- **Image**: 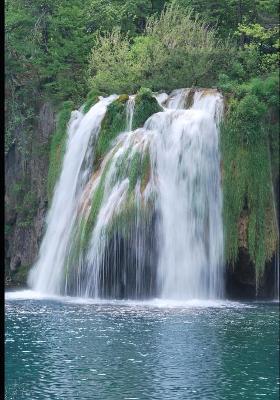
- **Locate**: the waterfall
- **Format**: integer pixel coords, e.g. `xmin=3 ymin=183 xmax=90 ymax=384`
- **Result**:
xmin=28 ymin=88 xmax=225 ymax=300
xmin=28 ymin=95 xmax=118 ymax=294
xmin=148 ymin=89 xmax=224 ymax=299
xmin=126 ymin=95 xmax=135 ymax=132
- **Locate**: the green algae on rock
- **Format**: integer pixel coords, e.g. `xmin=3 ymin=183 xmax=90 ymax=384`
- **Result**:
xmin=132 ymin=88 xmax=162 ymax=130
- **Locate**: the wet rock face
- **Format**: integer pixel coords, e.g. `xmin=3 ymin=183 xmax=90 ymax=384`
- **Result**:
xmin=98 ymin=214 xmax=159 ymax=300
xmin=225 ymin=248 xmax=256 ymax=300
xmin=225 ymin=247 xmax=277 ymax=300
xmin=5 ymin=102 xmax=55 ymax=287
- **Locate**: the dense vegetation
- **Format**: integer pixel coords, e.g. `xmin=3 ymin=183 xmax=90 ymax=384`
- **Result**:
xmin=221 ymin=74 xmax=279 ymax=283
xmin=5 ymin=0 xmax=279 ymax=285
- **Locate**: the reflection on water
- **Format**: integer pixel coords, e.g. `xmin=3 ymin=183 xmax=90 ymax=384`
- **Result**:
xmin=5 ymin=295 xmax=279 ymax=400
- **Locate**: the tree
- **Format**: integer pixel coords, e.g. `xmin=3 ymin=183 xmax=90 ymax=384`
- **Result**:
xmin=87 ymin=4 xmax=233 ymax=94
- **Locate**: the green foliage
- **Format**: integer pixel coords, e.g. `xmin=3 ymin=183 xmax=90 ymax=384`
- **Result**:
xmin=6 ymin=0 xmax=278 ymax=159
xmin=175 ymin=0 xmax=278 ymax=38
xmin=83 ymin=89 xmax=100 ymax=114
xmin=47 ymin=101 xmax=73 ymax=202
xmin=87 ymin=0 xmax=165 ymax=36
xmin=132 ymin=88 xmax=162 ymax=129
xmin=88 ymin=4 xmax=233 ymax=94
xmin=88 ymin=28 xmax=138 ymax=94
xmin=94 ymin=96 xmax=128 ymax=167
xmin=221 ymin=73 xmax=279 ymax=282
xmin=236 ymin=23 xmax=279 ymax=73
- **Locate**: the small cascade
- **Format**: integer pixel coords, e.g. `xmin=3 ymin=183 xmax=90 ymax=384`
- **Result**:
xmin=126 ymin=95 xmax=135 ymax=131
xmin=164 ymin=88 xmax=189 ymax=109
xmin=29 ymin=88 xmax=225 ymax=300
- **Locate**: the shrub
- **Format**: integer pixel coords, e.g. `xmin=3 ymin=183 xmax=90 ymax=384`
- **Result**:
xmin=87 ymin=4 xmax=233 ymax=94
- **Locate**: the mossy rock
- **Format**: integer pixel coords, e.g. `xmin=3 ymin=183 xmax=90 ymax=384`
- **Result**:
xmin=94 ymin=95 xmax=128 ymax=168
xmin=118 ymin=94 xmax=129 ymax=103
xmin=83 ymin=89 xmax=100 ymax=113
xmin=94 ymin=89 xmax=159 ymax=169
xmin=140 ymin=151 xmax=151 ymax=192
xmin=128 ymin=152 xmax=142 ymax=193
xmin=81 ymin=158 xmax=113 ymax=251
xmin=132 ymin=87 xmax=162 ymax=130
xmin=63 ymin=216 xmax=88 ymax=282
xmin=221 ymin=87 xmax=278 ymax=284
xmin=79 ymin=148 xmax=153 ymax=252
xmin=106 ymin=191 xmax=155 ymax=241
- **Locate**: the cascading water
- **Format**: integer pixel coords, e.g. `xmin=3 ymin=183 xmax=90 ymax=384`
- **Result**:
xmin=149 ymin=89 xmax=224 ymax=299
xmin=126 ymin=95 xmax=135 ymax=132
xmin=28 ymin=95 xmax=118 ymax=294
xmin=28 ymin=88 xmax=225 ymax=300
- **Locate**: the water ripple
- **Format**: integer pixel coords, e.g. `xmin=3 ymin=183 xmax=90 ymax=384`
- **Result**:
xmin=5 ymin=295 xmax=279 ymax=400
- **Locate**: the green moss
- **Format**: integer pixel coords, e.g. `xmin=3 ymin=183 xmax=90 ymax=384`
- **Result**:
xmin=83 ymin=89 xmax=100 ymax=114
xmin=94 ymin=95 xmax=128 ymax=168
xmin=132 ymin=87 xmax=162 ymax=130
xmin=94 ymin=90 xmax=159 ymax=172
xmin=128 ymin=152 xmax=141 ymax=193
xmin=118 ymin=94 xmax=129 ymax=103
xmin=106 ymin=150 xmax=153 ymax=239
xmin=112 ymin=148 xmax=131 ymax=184
xmin=64 ymin=217 xmax=87 ymax=280
xmin=140 ymin=151 xmax=151 ymax=192
xmin=82 ymin=159 xmax=113 ymax=250
xmin=47 ymin=101 xmax=74 ymax=202
xmin=107 ymin=192 xmax=137 ymax=236
xmin=221 ymin=78 xmax=279 ymax=283
xmin=106 ymin=188 xmax=155 ymax=242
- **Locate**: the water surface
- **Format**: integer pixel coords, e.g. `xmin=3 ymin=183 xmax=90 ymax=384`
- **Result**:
xmin=5 ymin=292 xmax=279 ymax=400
